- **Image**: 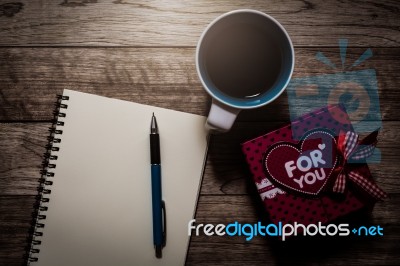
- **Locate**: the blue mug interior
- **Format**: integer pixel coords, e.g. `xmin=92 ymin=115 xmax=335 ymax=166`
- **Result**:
xmin=198 ymin=11 xmax=294 ymax=109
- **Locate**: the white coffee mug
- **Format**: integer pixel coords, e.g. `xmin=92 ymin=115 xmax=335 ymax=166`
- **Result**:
xmin=196 ymin=9 xmax=294 ymax=132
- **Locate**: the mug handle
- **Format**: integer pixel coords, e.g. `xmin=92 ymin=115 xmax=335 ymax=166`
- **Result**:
xmin=206 ymin=100 xmax=241 ymax=132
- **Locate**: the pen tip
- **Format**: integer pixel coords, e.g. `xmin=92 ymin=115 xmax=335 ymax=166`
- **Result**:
xmin=150 ymin=113 xmax=158 ymax=133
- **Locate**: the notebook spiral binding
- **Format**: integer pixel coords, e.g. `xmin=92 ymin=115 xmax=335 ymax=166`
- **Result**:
xmin=26 ymin=94 xmax=69 ymax=265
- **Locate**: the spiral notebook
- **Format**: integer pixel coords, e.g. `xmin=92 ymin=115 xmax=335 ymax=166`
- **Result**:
xmin=27 ymin=89 xmax=209 ymax=265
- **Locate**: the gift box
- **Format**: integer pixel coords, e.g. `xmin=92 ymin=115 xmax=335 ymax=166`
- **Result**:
xmin=242 ymin=105 xmax=386 ymax=231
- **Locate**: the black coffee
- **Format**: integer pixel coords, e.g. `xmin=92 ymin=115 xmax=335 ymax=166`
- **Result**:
xmin=204 ymin=23 xmax=282 ymax=99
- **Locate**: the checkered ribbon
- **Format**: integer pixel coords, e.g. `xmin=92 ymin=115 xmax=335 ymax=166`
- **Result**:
xmin=332 ymin=131 xmax=387 ymax=201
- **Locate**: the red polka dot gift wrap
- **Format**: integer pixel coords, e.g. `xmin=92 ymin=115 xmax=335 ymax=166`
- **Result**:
xmin=241 ymin=104 xmax=386 ymax=236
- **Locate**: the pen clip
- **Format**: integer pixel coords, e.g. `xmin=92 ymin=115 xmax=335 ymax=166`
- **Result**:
xmin=161 ymin=200 xmax=166 ymax=247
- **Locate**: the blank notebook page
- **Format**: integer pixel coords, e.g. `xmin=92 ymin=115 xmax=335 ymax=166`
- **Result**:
xmin=34 ymin=89 xmax=208 ymax=266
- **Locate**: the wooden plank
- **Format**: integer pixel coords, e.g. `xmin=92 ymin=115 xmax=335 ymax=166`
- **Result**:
xmin=0 ymin=123 xmax=47 ymax=195
xmin=1 ymin=122 xmax=398 ymax=196
xmin=0 ymin=47 xmax=399 ymax=121
xmin=0 ymin=48 xmax=209 ymax=120
xmin=0 ymin=196 xmax=34 ymax=266
xmin=0 ymin=194 xmax=398 ymax=265
xmin=0 ymin=0 xmax=399 ymax=47
xmin=187 ymin=231 xmax=400 ymax=266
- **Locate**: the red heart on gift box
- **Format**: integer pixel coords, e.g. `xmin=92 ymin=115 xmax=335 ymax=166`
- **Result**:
xmin=264 ymin=130 xmax=338 ymax=196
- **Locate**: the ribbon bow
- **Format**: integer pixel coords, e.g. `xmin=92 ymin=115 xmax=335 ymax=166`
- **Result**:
xmin=332 ymin=130 xmax=387 ymax=201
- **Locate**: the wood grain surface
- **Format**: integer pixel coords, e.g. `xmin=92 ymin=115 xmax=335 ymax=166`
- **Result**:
xmin=0 ymin=48 xmax=399 ymax=121
xmin=0 ymin=0 xmax=399 ymax=46
xmin=0 ymin=1 xmax=399 ymax=265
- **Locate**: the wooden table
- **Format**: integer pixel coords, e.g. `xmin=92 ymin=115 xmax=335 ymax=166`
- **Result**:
xmin=1 ymin=1 xmax=399 ymax=265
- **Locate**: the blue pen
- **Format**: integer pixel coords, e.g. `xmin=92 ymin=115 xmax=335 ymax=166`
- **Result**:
xmin=150 ymin=113 xmax=166 ymax=258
